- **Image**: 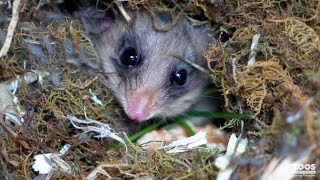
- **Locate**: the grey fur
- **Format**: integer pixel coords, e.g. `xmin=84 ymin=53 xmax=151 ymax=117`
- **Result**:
xmin=95 ymin=11 xmax=216 ymax=121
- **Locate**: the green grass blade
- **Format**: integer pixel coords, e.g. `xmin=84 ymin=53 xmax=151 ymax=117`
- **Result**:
xmin=184 ymin=111 xmax=252 ymax=119
xmin=108 ymin=120 xmax=163 ymax=153
xmin=108 ymin=111 xmax=251 ymax=152
xmin=177 ymin=118 xmax=196 ymax=135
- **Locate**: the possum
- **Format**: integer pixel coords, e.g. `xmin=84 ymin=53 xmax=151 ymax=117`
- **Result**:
xmin=76 ymin=5 xmax=219 ymax=123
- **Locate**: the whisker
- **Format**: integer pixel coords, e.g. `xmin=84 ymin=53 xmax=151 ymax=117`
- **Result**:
xmin=198 ymin=95 xmax=221 ymax=100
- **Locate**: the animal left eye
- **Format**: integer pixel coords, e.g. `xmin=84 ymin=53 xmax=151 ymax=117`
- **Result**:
xmin=120 ymin=47 xmax=139 ymax=67
xmin=172 ymin=69 xmax=187 ymax=86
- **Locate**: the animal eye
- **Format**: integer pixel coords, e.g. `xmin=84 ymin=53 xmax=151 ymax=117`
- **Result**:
xmin=172 ymin=69 xmax=187 ymax=86
xmin=120 ymin=47 xmax=139 ymax=67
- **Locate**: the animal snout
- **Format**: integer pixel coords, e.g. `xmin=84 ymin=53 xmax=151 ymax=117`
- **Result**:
xmin=125 ymin=92 xmax=153 ymax=122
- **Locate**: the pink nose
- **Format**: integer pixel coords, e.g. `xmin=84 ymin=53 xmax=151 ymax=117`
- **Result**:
xmin=126 ymin=96 xmax=151 ymax=123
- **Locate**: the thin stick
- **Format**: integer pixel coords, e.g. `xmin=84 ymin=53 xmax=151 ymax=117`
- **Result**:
xmin=0 ymin=113 xmax=30 ymax=149
xmin=171 ymin=53 xmax=217 ymax=81
xmin=0 ymin=0 xmax=21 ymax=58
xmin=115 ymin=1 xmax=132 ymax=23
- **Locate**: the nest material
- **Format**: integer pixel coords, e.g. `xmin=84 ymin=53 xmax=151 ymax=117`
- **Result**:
xmin=0 ymin=0 xmax=319 ymax=179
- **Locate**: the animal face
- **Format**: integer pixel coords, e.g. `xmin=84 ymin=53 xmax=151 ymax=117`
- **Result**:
xmin=96 ymin=12 xmax=210 ymax=122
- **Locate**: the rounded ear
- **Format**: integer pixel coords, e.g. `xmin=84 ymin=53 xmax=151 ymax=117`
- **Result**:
xmin=191 ymin=25 xmax=217 ymax=56
xmin=74 ymin=6 xmax=117 ymax=35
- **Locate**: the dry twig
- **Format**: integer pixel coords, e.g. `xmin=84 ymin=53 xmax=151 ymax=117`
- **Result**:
xmin=0 ymin=113 xmax=30 ymax=149
xmin=0 ymin=0 xmax=21 ymax=58
xmin=115 ymin=1 xmax=132 ymax=23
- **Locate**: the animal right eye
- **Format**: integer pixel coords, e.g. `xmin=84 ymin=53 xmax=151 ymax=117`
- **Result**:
xmin=120 ymin=47 xmax=140 ymax=67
